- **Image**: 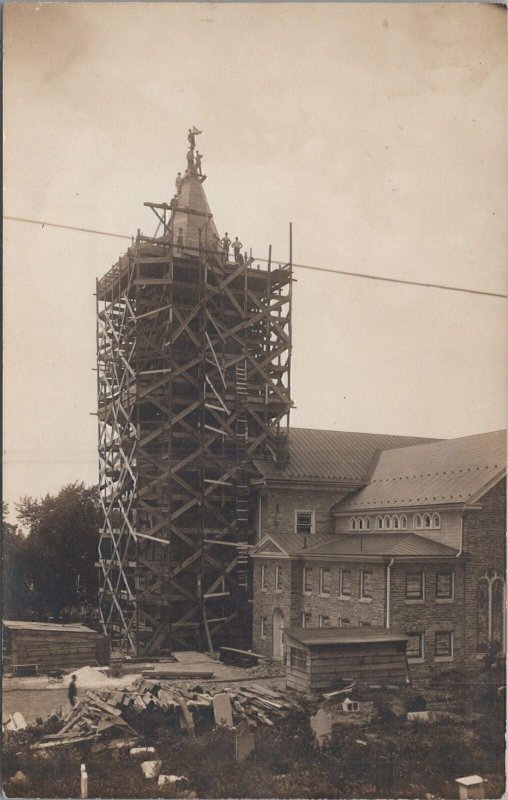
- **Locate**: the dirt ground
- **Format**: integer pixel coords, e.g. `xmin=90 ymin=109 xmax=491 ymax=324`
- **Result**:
xmin=3 ymin=653 xmax=285 ymax=724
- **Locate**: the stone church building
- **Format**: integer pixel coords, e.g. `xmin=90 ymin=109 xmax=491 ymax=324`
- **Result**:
xmin=250 ymin=428 xmax=506 ymax=677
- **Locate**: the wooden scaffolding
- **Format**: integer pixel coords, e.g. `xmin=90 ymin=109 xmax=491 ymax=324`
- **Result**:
xmin=96 ymin=150 xmax=292 ymax=653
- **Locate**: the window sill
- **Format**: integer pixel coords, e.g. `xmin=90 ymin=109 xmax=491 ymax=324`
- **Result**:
xmin=303 ymin=590 xmax=312 ymax=596
xmin=407 ymin=657 xmax=425 ymax=664
xmin=275 ymin=589 xmax=282 ymax=594
xmin=405 ymin=599 xmax=424 ymax=604
xmin=435 ymin=598 xmax=454 ymax=604
xmin=435 ymin=656 xmax=454 ymax=663
xmin=338 ymin=595 xmax=351 ymax=601
xmin=261 ymin=588 xmax=267 ymax=592
xmin=319 ymin=592 xmax=330 ymax=598
xmin=359 ymin=597 xmax=372 ymax=603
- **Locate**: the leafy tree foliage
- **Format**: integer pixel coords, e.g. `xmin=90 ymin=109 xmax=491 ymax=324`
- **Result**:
xmin=5 ymin=483 xmax=99 ymax=621
xmin=2 ymin=503 xmax=31 ymax=617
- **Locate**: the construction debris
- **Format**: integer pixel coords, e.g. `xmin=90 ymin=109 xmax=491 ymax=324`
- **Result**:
xmin=29 ymin=677 xmax=301 ymax=749
xmin=141 ymin=760 xmax=161 ymax=779
xmin=158 ymin=775 xmax=189 ymax=786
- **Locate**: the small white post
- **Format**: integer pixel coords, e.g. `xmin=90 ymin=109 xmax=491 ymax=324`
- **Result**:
xmin=80 ymin=763 xmax=88 ymax=799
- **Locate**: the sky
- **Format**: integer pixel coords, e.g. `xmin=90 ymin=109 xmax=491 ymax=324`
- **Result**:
xmin=3 ymin=2 xmax=507 ymax=517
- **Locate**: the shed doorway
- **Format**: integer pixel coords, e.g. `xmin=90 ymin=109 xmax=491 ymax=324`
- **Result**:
xmin=272 ymin=608 xmax=284 ymax=660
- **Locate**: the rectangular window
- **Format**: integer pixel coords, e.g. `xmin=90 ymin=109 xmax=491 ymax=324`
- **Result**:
xmin=275 ymin=565 xmax=282 ymax=592
xmin=319 ymin=614 xmax=330 ymax=628
xmin=435 ymin=631 xmax=453 ymax=659
xmin=261 ymin=564 xmax=267 ymax=590
xmin=406 ymin=572 xmax=425 ymax=600
xmin=436 ymin=571 xmax=454 ymax=600
xmin=260 ymin=617 xmax=267 ymax=639
xmin=303 ymin=567 xmax=313 ymax=593
xmin=290 ymin=647 xmax=307 ymax=670
xmin=338 ymin=618 xmax=350 ymax=627
xmin=296 ymin=511 xmax=314 ymax=535
xmin=360 ymin=570 xmax=373 ymax=599
xmin=340 ymin=569 xmax=351 ymax=597
xmin=320 ymin=568 xmax=331 ymax=595
xmin=406 ymin=633 xmax=424 ymax=661
xmin=301 ymin=612 xmax=311 ymax=628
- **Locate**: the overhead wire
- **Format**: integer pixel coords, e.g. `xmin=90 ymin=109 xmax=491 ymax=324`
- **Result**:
xmin=4 ymin=214 xmax=506 ymax=299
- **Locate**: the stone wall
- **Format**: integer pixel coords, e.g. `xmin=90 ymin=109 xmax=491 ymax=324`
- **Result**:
xmin=462 ymin=480 xmax=506 ymax=669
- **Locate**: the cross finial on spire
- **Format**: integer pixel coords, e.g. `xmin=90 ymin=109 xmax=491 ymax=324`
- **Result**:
xmin=188 ymin=126 xmax=202 ymax=151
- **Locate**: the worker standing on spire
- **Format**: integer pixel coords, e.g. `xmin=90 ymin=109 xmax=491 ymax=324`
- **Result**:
xmin=221 ymin=233 xmax=231 ymax=261
xmin=176 ymin=227 xmax=184 ymax=253
xmin=232 ymin=237 xmax=244 ymax=264
xmin=175 ymin=172 xmax=183 ymax=194
xmin=195 ymin=151 xmax=203 ymax=176
xmin=186 ymin=148 xmax=194 ymax=173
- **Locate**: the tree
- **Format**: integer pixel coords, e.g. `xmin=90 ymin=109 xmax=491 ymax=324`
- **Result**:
xmin=2 ymin=503 xmax=31 ymax=618
xmin=14 ymin=482 xmax=99 ymax=620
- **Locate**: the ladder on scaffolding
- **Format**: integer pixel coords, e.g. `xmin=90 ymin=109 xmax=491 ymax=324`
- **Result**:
xmin=235 ymin=361 xmax=250 ymax=588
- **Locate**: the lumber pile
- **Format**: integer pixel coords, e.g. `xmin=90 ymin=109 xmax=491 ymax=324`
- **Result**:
xmin=32 ymin=679 xmax=300 ymax=748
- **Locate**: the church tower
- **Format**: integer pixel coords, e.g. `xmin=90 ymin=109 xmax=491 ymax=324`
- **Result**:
xmin=96 ymin=130 xmax=292 ymax=653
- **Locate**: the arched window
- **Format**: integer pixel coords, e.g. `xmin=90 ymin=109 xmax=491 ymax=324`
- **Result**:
xmin=413 ymin=514 xmax=422 ymax=529
xmin=392 ymin=515 xmax=399 ymax=529
xmin=423 ymin=513 xmax=432 ymax=529
xmin=432 ymin=513 xmax=441 ymax=529
xmin=477 ymin=571 xmax=506 ymax=654
xmin=350 ymin=517 xmax=356 ymax=531
xmin=357 ymin=517 xmax=364 ymax=530
xmin=376 ymin=516 xmax=383 ymax=530
xmin=400 ymin=515 xmax=407 ymax=530
xmin=383 ymin=516 xmax=391 ymax=530
xmin=364 ymin=517 xmax=371 ymax=531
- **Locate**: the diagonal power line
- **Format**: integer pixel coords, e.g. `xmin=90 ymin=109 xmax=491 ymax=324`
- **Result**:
xmin=4 ymin=215 xmax=506 ymax=299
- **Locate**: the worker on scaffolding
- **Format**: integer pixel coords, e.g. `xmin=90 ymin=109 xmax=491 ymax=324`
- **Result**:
xmin=175 ymin=172 xmax=183 ymax=194
xmin=176 ymin=227 xmax=184 ymax=253
xmin=221 ymin=233 xmax=231 ymax=261
xmin=232 ymin=237 xmax=244 ymax=264
xmin=169 ymin=194 xmax=179 ymax=211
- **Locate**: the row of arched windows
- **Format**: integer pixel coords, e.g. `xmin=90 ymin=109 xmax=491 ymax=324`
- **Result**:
xmin=350 ymin=512 xmax=441 ymax=531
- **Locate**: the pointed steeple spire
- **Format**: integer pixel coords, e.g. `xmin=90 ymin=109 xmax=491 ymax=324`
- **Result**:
xmin=172 ymin=129 xmax=219 ymax=256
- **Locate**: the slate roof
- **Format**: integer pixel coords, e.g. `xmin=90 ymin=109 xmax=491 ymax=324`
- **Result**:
xmin=284 ymin=626 xmax=408 ymax=646
xmin=337 ymin=430 xmax=506 ymax=511
xmin=251 ymin=531 xmax=458 ymax=559
xmin=255 ymin=428 xmax=438 ymax=484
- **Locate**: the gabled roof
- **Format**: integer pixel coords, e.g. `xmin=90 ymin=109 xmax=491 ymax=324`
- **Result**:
xmin=251 ymin=531 xmax=458 ymax=559
xmin=250 ymin=532 xmax=336 ymax=557
xmin=337 ymin=430 xmax=506 ymax=511
xmin=255 ymin=428 xmax=438 ymax=484
xmin=303 ymin=532 xmax=458 ymax=558
xmin=284 ymin=626 xmax=408 ymax=646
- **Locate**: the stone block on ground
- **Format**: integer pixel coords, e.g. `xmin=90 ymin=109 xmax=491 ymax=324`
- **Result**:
xmin=141 ymin=760 xmax=162 ymax=779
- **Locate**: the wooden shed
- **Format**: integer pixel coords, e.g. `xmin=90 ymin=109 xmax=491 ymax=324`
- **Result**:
xmin=284 ymin=626 xmax=409 ymax=693
xmin=3 ymin=621 xmax=110 ymax=674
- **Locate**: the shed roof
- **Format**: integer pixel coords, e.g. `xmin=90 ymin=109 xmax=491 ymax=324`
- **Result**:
xmin=337 ymin=429 xmax=506 ymax=511
xmin=284 ymin=626 xmax=408 ymax=646
xmin=255 ymin=428 xmax=438 ymax=484
xmin=3 ymin=621 xmax=97 ymax=634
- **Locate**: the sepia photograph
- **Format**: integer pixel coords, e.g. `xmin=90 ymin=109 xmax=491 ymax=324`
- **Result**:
xmin=2 ymin=2 xmax=507 ymax=798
